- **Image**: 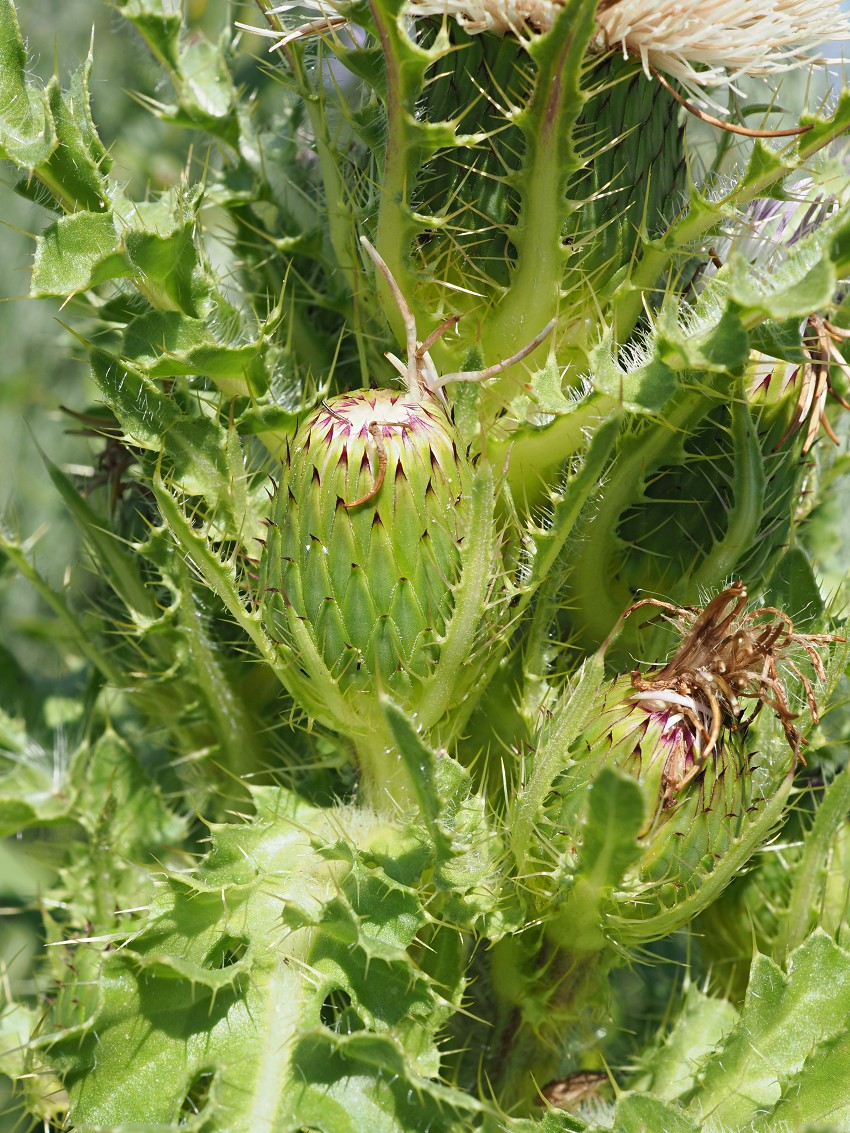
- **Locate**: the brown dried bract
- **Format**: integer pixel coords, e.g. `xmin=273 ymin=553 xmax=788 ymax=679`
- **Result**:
xmin=774 ymin=315 xmax=850 ymax=454
xmin=617 ymin=582 xmax=839 ymax=789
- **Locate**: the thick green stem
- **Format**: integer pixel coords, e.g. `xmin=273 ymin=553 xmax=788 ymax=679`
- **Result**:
xmin=371 ymin=0 xmax=427 ymax=335
xmin=484 ymin=0 xmax=596 ymax=379
xmin=352 ymin=717 xmax=419 ymax=811
xmin=286 ymin=46 xmax=359 ymax=294
xmin=568 ymin=382 xmax=722 ymax=649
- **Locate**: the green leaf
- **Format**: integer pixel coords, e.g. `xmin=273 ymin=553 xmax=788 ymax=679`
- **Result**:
xmin=635 ymin=985 xmax=738 ymax=1103
xmin=89 ymin=349 xmax=247 ymax=518
xmin=41 ymin=57 xmax=110 ymax=212
xmin=0 ymin=1003 xmax=66 ymax=1126
xmin=749 ymin=1030 xmax=850 ymax=1132
xmin=49 ymin=789 xmax=484 ymax=1131
xmin=750 ymin=317 xmax=810 ymax=363
xmin=509 ymin=650 xmax=607 ymax=875
xmin=0 ymin=651 xmax=78 ymax=836
xmin=88 ymin=347 xmax=179 ymax=448
xmin=381 ymin=700 xmax=504 ymax=929
xmin=31 ymin=184 xmax=213 ymax=312
xmin=112 ymin=0 xmax=182 ymax=72
xmin=118 ymin=188 xmax=208 ymax=315
xmin=383 ymin=700 xmax=452 ymax=845
xmin=122 ymin=310 xmax=265 ymax=394
xmin=688 ymin=932 xmax=850 ymax=1128
xmin=502 ymin=1112 xmax=587 ymax=1132
xmin=765 ymin=547 xmax=824 ymax=630
xmin=172 ymin=37 xmax=236 ymax=125
xmin=775 ymin=763 xmax=850 ymax=962
xmin=614 ymin=1094 xmax=699 ymax=1133
xmin=729 ymin=252 xmax=837 ymax=322
xmin=76 ymin=730 xmax=185 ymax=858
xmin=735 ymin=139 xmax=792 ymax=198
xmin=45 ymin=458 xmax=158 ymax=624
xmin=591 ymin=341 xmax=678 ymax=414
xmin=577 ymin=769 xmax=645 ymax=885
xmin=31 ymin=211 xmax=126 ymax=297
xmin=114 ymin=1 xmax=239 ymax=143
xmin=0 ymin=8 xmax=110 ymax=213
xmin=0 ymin=0 xmax=56 ymax=169
xmin=690 ymin=307 xmax=750 ymax=372
xmin=547 ymin=769 xmax=644 ymax=952
xmin=0 ymin=757 xmax=71 ymax=838
xmin=800 ymin=90 xmax=850 ymax=160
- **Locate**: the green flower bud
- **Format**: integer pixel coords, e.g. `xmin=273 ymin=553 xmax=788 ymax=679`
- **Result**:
xmin=261 ymin=388 xmax=472 ymax=727
xmin=258 ymin=241 xmax=552 ymax=776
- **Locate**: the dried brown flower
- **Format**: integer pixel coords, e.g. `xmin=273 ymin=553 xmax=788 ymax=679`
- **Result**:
xmin=620 ymin=582 xmax=839 ymax=799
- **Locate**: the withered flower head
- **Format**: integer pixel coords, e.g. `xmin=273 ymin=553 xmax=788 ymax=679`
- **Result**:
xmin=626 ymin=582 xmax=838 ymax=804
xmin=560 ymin=585 xmax=842 ymax=941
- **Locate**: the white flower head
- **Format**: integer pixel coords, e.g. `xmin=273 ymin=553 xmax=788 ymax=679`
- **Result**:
xmin=592 ymin=0 xmax=849 ymax=89
xmin=404 ymin=0 xmax=848 ymax=90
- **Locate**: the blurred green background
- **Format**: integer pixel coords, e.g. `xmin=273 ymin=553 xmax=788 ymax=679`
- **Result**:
xmin=1 ymin=0 xmax=229 ymax=593
xmin=0 ymin=5 xmax=246 ymax=1127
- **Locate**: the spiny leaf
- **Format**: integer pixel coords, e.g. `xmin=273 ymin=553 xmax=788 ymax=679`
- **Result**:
xmin=45 ymin=458 xmax=157 ymax=623
xmin=510 ymin=649 xmax=607 ymax=875
xmin=32 ymin=187 xmax=213 ymax=315
xmin=42 ymin=58 xmax=111 ymax=212
xmin=122 ymin=311 xmax=267 ymax=394
xmin=633 ymin=985 xmax=738 ymax=1103
xmin=88 ymin=349 xmax=242 ymax=514
xmin=687 ymin=932 xmax=850 ymax=1128
xmin=547 ymin=768 xmax=645 ymax=953
xmin=0 ymin=6 xmax=110 ymax=212
xmin=31 ymin=211 xmax=127 ymax=295
xmin=0 ymin=0 xmax=56 ymax=169
xmin=111 ymin=0 xmax=182 ymax=72
xmin=47 ymin=788 xmax=484 ymax=1131
xmin=614 ymin=1094 xmax=699 ymax=1133
xmin=608 ymin=94 xmax=850 ymax=339
xmin=75 ymin=730 xmax=185 ymax=858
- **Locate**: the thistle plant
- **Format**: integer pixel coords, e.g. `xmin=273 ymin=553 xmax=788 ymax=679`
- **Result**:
xmin=4 ymin=0 xmax=850 ymax=1130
